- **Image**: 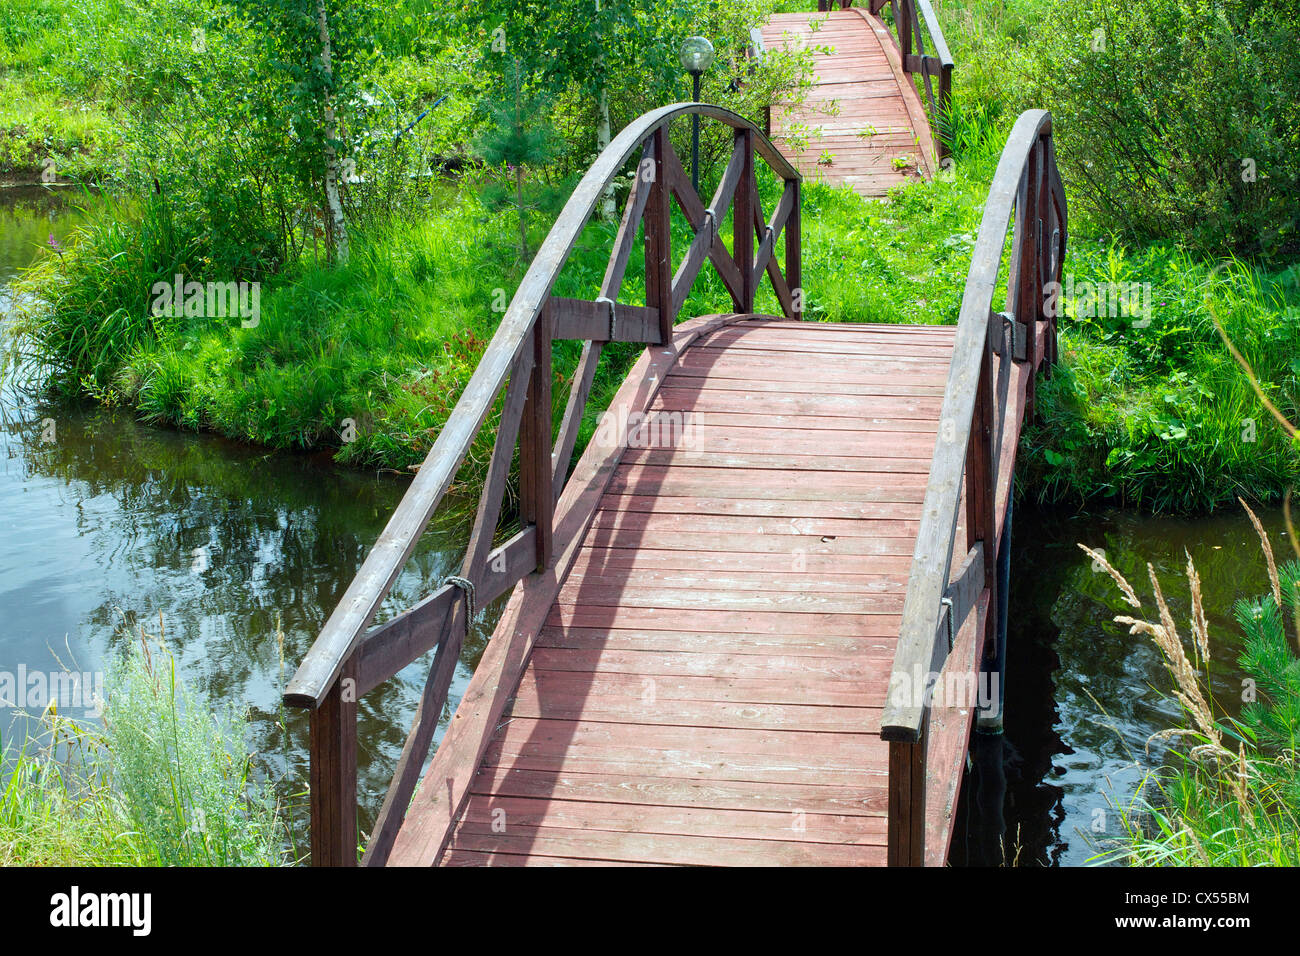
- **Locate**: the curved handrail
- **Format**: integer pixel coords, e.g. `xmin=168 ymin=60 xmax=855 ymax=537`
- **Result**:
xmin=880 ymin=109 xmax=1066 ymax=864
xmin=285 ymin=103 xmax=796 ymax=709
xmin=283 ymin=102 xmax=803 ymax=865
xmin=863 ymin=0 xmax=954 ymax=153
xmin=883 ymin=108 xmax=1064 ymax=739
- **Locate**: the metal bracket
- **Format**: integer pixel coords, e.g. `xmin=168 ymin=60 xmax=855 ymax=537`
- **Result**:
xmin=701 ymin=209 xmax=716 ymax=245
xmin=596 ymin=295 xmax=617 ymax=341
xmin=992 ymin=311 xmax=1027 ymax=362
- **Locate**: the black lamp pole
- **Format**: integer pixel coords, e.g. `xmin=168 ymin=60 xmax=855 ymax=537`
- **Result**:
xmin=679 ymin=37 xmax=714 ymax=195
xmin=690 ymin=71 xmax=702 ymax=193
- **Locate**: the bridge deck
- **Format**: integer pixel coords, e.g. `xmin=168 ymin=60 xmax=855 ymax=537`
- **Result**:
xmin=390 ymin=316 xmax=979 ymax=867
xmin=761 ymin=9 xmax=937 ymax=196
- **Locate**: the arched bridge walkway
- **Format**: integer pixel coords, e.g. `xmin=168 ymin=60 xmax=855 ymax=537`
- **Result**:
xmin=286 ymin=90 xmax=1066 ymax=866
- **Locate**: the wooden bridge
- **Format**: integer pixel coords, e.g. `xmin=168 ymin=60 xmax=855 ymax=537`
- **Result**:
xmin=285 ymin=8 xmax=1067 ymax=867
xmin=760 ymin=0 xmax=952 ymax=195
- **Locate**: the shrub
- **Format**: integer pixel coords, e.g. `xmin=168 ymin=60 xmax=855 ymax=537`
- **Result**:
xmin=103 ymin=632 xmax=286 ymax=866
xmin=1020 ymin=0 xmax=1300 ymax=261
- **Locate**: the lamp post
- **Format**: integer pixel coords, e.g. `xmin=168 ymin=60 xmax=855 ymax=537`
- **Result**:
xmin=678 ymin=36 xmax=714 ymax=193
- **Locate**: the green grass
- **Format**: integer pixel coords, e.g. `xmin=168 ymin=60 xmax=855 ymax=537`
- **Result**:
xmin=0 ymin=0 xmax=142 ymax=178
xmin=0 ymin=627 xmax=287 ymax=866
xmin=5 ymin=0 xmax=1298 ymax=513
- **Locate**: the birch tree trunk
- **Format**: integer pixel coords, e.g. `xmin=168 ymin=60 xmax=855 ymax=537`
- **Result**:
xmin=596 ymin=71 xmax=615 ymax=221
xmin=316 ymin=0 xmax=349 ymax=265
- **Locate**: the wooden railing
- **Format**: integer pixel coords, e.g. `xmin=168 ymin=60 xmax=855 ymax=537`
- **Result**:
xmin=283 ymin=103 xmax=802 ymax=866
xmin=820 ymin=0 xmax=954 ymax=157
xmin=880 ymin=109 xmax=1067 ymax=866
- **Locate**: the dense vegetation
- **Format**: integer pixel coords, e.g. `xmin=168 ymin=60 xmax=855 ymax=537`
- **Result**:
xmin=3 ymin=0 xmax=1296 ymax=510
xmin=1 ymin=0 xmax=1298 ymax=870
xmin=2 ymin=0 xmax=1297 ymax=511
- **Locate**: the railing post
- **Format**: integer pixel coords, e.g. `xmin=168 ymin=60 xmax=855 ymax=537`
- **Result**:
xmin=887 ymin=727 xmax=927 ymax=865
xmin=309 ymin=652 xmax=358 ymax=866
xmin=966 ymin=331 xmax=998 ymax=667
xmin=646 ymin=126 xmax=674 ymax=345
xmin=1010 ymin=144 xmax=1042 ymax=409
xmin=786 ymin=179 xmax=802 ymax=317
xmin=900 ymin=0 xmax=914 ymax=61
xmin=735 ymin=129 xmax=756 ymax=314
xmin=520 ymin=302 xmax=554 ymax=571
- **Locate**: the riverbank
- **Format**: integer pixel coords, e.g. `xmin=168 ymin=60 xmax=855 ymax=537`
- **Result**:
xmin=4 ymin=2 xmax=1295 ymax=512
xmin=8 ymin=141 xmax=1297 ymax=512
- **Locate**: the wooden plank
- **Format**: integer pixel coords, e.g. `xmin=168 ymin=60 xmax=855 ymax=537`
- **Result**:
xmin=455 ymin=795 xmax=886 ymax=844
xmin=618 ymin=447 xmax=934 ymax=474
xmin=309 ymin=654 xmax=358 ymax=866
xmin=387 ymin=313 xmax=742 ymax=867
xmin=507 ymin=685 xmax=884 ymax=732
xmin=606 ymin=464 xmax=929 ymax=503
xmin=474 ymin=766 xmax=888 ymax=816
xmin=786 ymin=181 xmax=802 ymax=313
xmin=550 ymin=296 xmax=659 ymax=343
xmin=483 ymin=718 xmax=889 ymax=773
xmin=514 ymin=667 xmax=889 ymax=707
xmin=553 ymin=583 xmax=903 ymax=616
xmin=534 ymin=624 xmax=902 ymax=657
xmin=520 ymin=301 xmax=554 ymax=571
xmin=570 ymin=544 xmax=914 ymax=576
xmin=544 ymin=605 xmax=903 ymax=638
xmin=440 ymin=849 xmax=660 ymax=867
xmin=579 ymin=525 xmax=924 ymax=555
xmin=646 ymin=126 xmax=674 ymax=344
xmin=585 ymin=507 xmax=921 ymax=539
xmin=446 ymin=821 xmax=885 ymax=866
xmin=735 ymin=128 xmax=756 ymax=312
xmin=924 ymin=591 xmax=988 ymax=866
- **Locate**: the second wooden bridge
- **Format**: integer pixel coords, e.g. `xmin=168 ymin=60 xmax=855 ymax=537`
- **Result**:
xmin=285 ymin=22 xmax=1067 ymax=867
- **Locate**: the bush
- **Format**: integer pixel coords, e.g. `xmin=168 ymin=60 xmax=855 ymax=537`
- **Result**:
xmin=1022 ymin=247 xmax=1300 ymax=511
xmin=1021 ymin=0 xmax=1300 ymax=261
xmin=103 ymin=633 xmax=286 ymax=866
xmin=1 ymin=630 xmax=286 ymax=866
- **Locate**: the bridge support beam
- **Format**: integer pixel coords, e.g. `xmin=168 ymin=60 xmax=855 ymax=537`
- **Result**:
xmin=977 ymin=481 xmax=1011 ymax=733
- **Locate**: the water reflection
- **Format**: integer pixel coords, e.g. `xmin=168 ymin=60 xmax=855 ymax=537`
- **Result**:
xmin=0 ymin=187 xmax=501 ymax=852
xmin=954 ymin=505 xmax=1278 ymax=866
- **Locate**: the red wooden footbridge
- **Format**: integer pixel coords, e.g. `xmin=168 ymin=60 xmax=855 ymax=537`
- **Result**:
xmin=285 ymin=1 xmax=1067 ymax=867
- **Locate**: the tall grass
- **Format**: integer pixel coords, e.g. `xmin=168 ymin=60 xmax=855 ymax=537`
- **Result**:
xmin=0 ymin=622 xmax=287 ymax=866
xmin=1082 ymin=502 xmax=1300 ymax=865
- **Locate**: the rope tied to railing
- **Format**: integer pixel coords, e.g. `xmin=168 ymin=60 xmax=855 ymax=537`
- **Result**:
xmin=596 ymin=295 xmax=617 ymax=341
xmin=442 ymin=574 xmax=476 ymax=622
xmin=942 ymin=595 xmax=954 ymax=651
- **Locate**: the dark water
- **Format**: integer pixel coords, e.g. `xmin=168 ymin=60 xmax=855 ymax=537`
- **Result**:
xmin=0 ymin=186 xmax=502 ymax=852
xmin=1 ymin=186 xmax=1286 ymax=864
xmin=952 ymin=503 xmax=1286 ymax=866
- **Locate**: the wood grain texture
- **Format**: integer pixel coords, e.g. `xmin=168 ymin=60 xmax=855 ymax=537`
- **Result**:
xmin=389 ymin=318 xmax=959 ymax=867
